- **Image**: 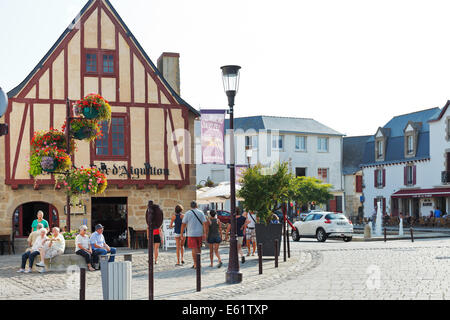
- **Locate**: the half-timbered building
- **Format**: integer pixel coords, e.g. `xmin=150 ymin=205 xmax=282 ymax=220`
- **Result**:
xmin=0 ymin=0 xmax=199 ymax=246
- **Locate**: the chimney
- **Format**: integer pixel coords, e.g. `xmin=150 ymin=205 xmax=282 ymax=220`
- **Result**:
xmin=157 ymin=52 xmax=180 ymax=95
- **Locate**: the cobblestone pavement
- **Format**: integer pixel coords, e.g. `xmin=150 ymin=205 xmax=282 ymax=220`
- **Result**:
xmin=2 ymin=238 xmax=450 ymax=300
xmin=233 ymin=238 xmax=450 ymax=300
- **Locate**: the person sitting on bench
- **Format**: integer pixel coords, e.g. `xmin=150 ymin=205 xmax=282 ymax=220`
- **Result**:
xmin=75 ymin=225 xmax=95 ymax=271
xmin=17 ymin=228 xmax=47 ymax=273
xmin=90 ymin=224 xmax=116 ymax=269
xmin=35 ymin=227 xmax=65 ymax=272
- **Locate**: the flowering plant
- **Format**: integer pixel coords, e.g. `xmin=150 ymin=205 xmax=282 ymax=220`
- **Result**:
xmin=29 ymin=146 xmax=72 ymax=177
xmin=59 ymin=167 xmax=107 ymax=196
xmin=62 ymin=118 xmax=103 ymax=142
xmin=31 ymin=129 xmax=76 ymax=154
xmin=74 ymin=93 xmax=111 ymax=121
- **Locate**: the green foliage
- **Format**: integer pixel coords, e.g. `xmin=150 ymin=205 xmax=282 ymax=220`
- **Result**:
xmin=238 ymin=162 xmax=334 ymax=224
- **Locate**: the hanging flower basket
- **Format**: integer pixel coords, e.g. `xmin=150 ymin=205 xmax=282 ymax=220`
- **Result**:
xmin=59 ymin=167 xmax=108 ymax=197
xmin=29 ymin=146 xmax=72 ymax=177
xmin=31 ymin=129 xmax=76 ymax=154
xmin=63 ymin=118 xmax=103 ymax=142
xmin=74 ymin=94 xmax=111 ymax=121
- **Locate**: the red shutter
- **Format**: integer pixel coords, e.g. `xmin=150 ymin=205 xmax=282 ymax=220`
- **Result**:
xmin=382 ymin=169 xmax=386 ymax=187
xmin=356 ymin=176 xmax=362 ymax=193
xmin=413 ymin=165 xmax=416 ymax=185
xmin=374 ymin=169 xmax=378 ymax=187
xmin=404 ymin=166 xmax=407 ymax=186
xmin=382 ymin=198 xmax=386 ymax=214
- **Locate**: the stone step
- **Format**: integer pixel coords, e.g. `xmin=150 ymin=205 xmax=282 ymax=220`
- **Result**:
xmin=25 ymin=253 xmax=86 ymax=272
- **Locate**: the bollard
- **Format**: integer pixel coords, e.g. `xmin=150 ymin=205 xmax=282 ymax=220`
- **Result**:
xmin=384 ymin=227 xmax=387 ymax=242
xmin=410 ymin=227 xmax=414 ymax=242
xmin=80 ymin=267 xmax=86 ymax=300
xmin=283 ymin=217 xmax=287 ymax=262
xmin=274 ymin=239 xmax=279 ymax=268
xmin=287 ymin=226 xmax=291 ymax=259
xmin=258 ymin=243 xmax=263 ymax=275
xmin=196 ymin=253 xmax=201 ymax=292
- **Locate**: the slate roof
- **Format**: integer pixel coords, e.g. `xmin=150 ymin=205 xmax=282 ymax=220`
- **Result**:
xmin=343 ymin=135 xmax=371 ymax=175
xmin=362 ymin=107 xmax=441 ymax=167
xmin=224 ymin=116 xmax=344 ymax=136
xmin=7 ymin=0 xmax=200 ymax=117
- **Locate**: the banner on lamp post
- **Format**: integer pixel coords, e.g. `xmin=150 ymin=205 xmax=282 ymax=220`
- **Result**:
xmin=201 ymin=109 xmax=226 ymax=164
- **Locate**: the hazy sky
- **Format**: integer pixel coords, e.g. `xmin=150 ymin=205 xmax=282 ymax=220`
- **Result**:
xmin=2 ymin=0 xmax=450 ymax=137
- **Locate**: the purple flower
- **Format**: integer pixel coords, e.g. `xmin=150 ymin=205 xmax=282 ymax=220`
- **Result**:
xmin=41 ymin=156 xmax=55 ymax=170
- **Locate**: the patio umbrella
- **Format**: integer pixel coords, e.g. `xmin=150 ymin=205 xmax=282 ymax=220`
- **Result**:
xmin=197 ymin=181 xmax=244 ymax=203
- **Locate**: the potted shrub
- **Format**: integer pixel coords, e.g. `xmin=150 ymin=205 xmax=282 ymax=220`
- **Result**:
xmin=62 ymin=230 xmax=78 ymax=254
xmin=74 ymin=93 xmax=111 ymax=121
xmin=238 ymin=163 xmax=291 ymax=256
xmin=59 ymin=167 xmax=108 ymax=197
xmin=29 ymin=146 xmax=72 ymax=177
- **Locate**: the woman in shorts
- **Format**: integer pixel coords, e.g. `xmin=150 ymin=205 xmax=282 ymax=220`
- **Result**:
xmin=205 ymin=210 xmax=223 ymax=268
xmin=169 ymin=204 xmax=185 ymax=266
xmin=147 ymin=224 xmax=164 ymax=264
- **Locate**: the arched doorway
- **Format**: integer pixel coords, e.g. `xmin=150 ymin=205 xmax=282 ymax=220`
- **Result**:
xmin=12 ymin=202 xmax=59 ymax=238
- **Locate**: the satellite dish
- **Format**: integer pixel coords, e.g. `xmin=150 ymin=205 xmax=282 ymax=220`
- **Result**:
xmin=0 ymin=87 xmax=8 ymax=117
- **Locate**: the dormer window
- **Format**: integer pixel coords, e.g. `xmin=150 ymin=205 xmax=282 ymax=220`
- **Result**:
xmin=407 ymin=135 xmax=414 ymax=154
xmin=403 ymin=121 xmax=420 ymax=158
xmin=376 ymin=140 xmax=383 ymax=159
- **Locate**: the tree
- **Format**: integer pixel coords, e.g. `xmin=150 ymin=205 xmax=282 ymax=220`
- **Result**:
xmin=238 ymin=162 xmax=334 ymax=224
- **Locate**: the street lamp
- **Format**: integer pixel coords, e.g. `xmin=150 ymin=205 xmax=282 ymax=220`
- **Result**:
xmin=221 ymin=65 xmax=242 ymax=284
xmin=0 ymin=87 xmax=9 ymax=136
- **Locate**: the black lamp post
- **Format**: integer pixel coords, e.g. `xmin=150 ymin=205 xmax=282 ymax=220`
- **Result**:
xmin=221 ymin=65 xmax=242 ymax=284
xmin=0 ymin=87 xmax=9 ymax=136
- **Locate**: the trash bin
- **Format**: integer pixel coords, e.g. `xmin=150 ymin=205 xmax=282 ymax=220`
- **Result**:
xmin=100 ymin=256 xmax=132 ymax=300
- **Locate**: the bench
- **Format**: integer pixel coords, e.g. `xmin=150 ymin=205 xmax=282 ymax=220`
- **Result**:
xmin=25 ymin=252 xmax=133 ymax=272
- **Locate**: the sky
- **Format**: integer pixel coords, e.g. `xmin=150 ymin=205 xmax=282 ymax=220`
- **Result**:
xmin=2 ymin=0 xmax=450 ymax=137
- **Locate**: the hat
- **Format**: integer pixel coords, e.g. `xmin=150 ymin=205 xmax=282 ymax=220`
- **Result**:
xmin=95 ymin=224 xmax=104 ymax=230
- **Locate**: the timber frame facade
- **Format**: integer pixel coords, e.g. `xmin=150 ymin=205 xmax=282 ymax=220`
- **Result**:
xmin=0 ymin=0 xmax=199 ymax=239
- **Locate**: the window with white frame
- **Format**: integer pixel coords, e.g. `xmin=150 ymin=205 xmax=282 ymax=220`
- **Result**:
xmin=407 ymin=135 xmax=414 ymax=155
xmin=317 ymin=137 xmax=328 ymax=152
xmin=272 ymin=135 xmax=284 ymax=150
xmin=318 ymin=168 xmax=329 ymax=182
xmin=295 ymin=136 xmax=307 ymax=151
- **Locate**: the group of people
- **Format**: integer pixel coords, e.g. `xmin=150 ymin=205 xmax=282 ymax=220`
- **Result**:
xmin=18 ymin=203 xmax=261 ymax=273
xmin=18 ymin=210 xmax=116 ymax=273
xmin=161 ymin=201 xmax=259 ymax=269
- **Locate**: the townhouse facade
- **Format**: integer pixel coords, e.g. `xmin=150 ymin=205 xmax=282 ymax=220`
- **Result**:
xmin=361 ymin=105 xmax=450 ymax=218
xmin=196 ymin=115 xmax=345 ymax=213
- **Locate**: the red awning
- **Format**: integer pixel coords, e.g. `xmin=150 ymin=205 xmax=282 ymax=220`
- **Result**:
xmin=391 ymin=187 xmax=450 ymax=198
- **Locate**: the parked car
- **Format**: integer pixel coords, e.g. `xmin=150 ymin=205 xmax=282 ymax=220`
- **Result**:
xmin=292 ymin=212 xmax=353 ymax=242
xmin=216 ymin=210 xmax=231 ymax=224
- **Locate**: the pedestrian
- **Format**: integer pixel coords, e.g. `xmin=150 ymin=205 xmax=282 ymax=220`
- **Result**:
xmin=270 ymin=213 xmax=280 ymax=224
xmin=169 ymin=204 xmax=185 ymax=266
xmin=26 ymin=223 xmax=44 ymax=252
xmin=90 ymin=224 xmax=117 ymax=269
xmin=147 ymin=224 xmax=164 ymax=264
xmin=35 ymin=227 xmax=65 ymax=273
xmin=434 ymin=207 xmax=442 ymax=218
xmin=205 ymin=210 xmax=223 ymax=268
xmin=245 ymin=210 xmax=257 ymax=256
xmin=17 ymin=228 xmax=47 ymax=273
xmin=75 ymin=225 xmax=95 ymax=271
xmin=227 ymin=208 xmax=247 ymax=263
xmin=180 ymin=201 xmax=207 ymax=269
xmin=31 ymin=210 xmax=49 ymax=233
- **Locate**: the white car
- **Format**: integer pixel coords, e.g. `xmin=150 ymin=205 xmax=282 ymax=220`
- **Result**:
xmin=292 ymin=212 xmax=353 ymax=242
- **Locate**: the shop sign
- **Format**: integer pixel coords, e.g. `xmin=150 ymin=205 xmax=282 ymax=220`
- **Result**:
xmin=162 ymin=219 xmax=177 ymax=249
xmin=94 ymin=162 xmax=170 ymax=179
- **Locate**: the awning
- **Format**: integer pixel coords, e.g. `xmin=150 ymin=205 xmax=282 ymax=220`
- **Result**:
xmin=391 ymin=187 xmax=450 ymax=198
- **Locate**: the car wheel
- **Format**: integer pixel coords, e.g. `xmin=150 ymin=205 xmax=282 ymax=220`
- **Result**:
xmin=316 ymin=228 xmax=327 ymax=242
xmin=291 ymin=229 xmax=300 ymax=241
xmin=344 ymin=237 xmax=352 ymax=242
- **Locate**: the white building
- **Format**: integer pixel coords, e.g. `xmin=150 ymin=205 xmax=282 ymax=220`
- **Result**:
xmin=196 ymin=115 xmax=345 ymax=212
xmin=361 ymin=105 xmax=450 ymax=218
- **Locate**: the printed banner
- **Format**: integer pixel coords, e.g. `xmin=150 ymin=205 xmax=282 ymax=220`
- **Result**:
xmin=201 ymin=109 xmax=226 ymax=164
xmin=163 ymin=219 xmax=177 ymax=250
